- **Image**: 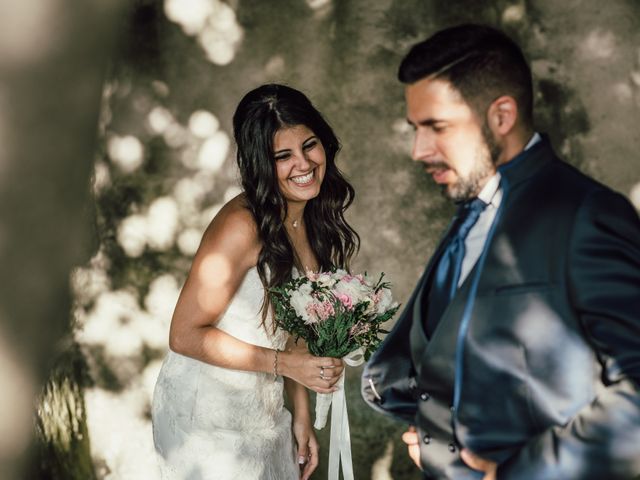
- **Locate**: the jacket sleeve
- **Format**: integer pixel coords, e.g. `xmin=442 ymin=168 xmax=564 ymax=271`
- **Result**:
xmin=361 ymin=284 xmax=421 ymax=424
xmin=498 ymin=188 xmax=640 ymax=479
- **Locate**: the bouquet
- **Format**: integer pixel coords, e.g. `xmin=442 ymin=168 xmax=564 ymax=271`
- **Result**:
xmin=270 ymin=268 xmax=399 ymax=428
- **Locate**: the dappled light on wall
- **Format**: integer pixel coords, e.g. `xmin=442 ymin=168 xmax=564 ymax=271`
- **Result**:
xmin=84 ymin=370 xmax=162 ymax=479
xmin=579 ymin=29 xmax=616 ymax=60
xmin=116 ymin=196 xmax=180 ymax=257
xmin=73 ymin=262 xmax=181 ymax=477
xmin=116 ymin=214 xmax=148 ymax=258
xmin=164 ymin=0 xmax=243 ymax=66
xmin=630 ymin=182 xmax=640 ymax=211
xmin=306 ymin=0 xmax=333 ymax=18
xmin=147 ymin=106 xmax=174 ymax=136
xmin=501 ymin=2 xmax=526 ymax=25
xmin=197 ymin=130 xmax=230 ymax=172
xmin=92 ymin=161 xmax=111 ymax=195
xmin=77 ymin=290 xmax=153 ymax=357
xmin=73 ymin=269 xmax=181 ymax=359
xmin=189 ymin=110 xmax=220 ymax=138
xmin=107 ymin=135 xmax=144 ymax=173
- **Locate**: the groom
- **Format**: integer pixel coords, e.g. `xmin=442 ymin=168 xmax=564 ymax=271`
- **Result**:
xmin=362 ymin=24 xmax=640 ymax=479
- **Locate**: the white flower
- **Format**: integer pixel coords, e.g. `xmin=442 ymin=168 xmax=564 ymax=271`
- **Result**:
xmin=362 ymin=296 xmax=377 ymax=316
xmin=376 ymin=287 xmax=396 ymax=315
xmin=289 ymin=283 xmax=314 ymax=323
xmin=316 ymin=273 xmax=335 ymax=287
xmin=334 ymin=277 xmax=370 ymax=306
xmin=331 ymin=269 xmax=348 ymax=281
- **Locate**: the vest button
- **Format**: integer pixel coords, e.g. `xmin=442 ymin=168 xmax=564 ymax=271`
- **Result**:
xmin=420 ymin=392 xmax=430 ymax=401
xmin=423 ymin=434 xmax=431 ymax=445
xmin=448 ymin=443 xmax=456 ymax=453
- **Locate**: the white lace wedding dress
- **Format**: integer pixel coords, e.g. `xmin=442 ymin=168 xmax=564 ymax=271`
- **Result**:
xmin=152 ymin=267 xmax=299 ymax=479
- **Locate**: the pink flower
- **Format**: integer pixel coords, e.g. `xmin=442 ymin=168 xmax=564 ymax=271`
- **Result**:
xmin=335 ymin=292 xmax=353 ymax=310
xmin=305 ymin=300 xmax=335 ymax=323
xmin=372 ymin=290 xmax=383 ymax=305
xmin=349 ymin=322 xmax=371 ymax=337
xmin=320 ymin=301 xmax=335 ymax=320
xmin=304 ymin=303 xmax=320 ymax=324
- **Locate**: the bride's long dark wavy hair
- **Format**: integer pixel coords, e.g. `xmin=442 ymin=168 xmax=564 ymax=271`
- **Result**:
xmin=232 ymin=84 xmax=359 ymax=328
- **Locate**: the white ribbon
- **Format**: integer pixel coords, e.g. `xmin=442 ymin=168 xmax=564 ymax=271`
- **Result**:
xmin=313 ymin=347 xmax=365 ymax=480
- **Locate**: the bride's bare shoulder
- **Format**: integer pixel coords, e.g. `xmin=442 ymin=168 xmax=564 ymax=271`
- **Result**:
xmin=199 ymin=193 xmax=260 ymax=267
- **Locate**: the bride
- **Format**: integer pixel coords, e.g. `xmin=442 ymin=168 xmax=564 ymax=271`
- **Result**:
xmin=152 ymin=84 xmax=360 ymax=479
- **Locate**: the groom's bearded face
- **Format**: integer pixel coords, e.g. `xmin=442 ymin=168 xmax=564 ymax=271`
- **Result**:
xmin=405 ymin=78 xmax=500 ymax=202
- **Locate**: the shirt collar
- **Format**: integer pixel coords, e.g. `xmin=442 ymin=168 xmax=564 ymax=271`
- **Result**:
xmin=477 ymin=172 xmax=501 ymax=207
xmin=524 ymin=132 xmax=542 ymax=150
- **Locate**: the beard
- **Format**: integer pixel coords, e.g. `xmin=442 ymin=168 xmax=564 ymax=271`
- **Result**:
xmin=442 ymin=123 xmax=501 ymax=202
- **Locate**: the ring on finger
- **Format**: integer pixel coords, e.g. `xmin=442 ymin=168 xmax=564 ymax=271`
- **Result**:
xmin=320 ymin=366 xmax=325 ymax=380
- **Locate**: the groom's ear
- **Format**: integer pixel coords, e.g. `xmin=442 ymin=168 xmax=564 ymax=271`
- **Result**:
xmin=486 ymin=95 xmax=518 ymax=137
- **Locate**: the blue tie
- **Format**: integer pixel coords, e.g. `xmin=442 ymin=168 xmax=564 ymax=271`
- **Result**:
xmin=425 ymin=198 xmax=488 ymax=336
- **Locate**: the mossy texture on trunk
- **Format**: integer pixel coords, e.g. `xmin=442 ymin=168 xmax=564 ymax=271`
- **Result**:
xmin=32 ymin=340 xmax=95 ymax=480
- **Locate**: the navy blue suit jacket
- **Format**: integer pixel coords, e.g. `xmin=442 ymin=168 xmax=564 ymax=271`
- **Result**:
xmin=362 ymin=137 xmax=640 ymax=479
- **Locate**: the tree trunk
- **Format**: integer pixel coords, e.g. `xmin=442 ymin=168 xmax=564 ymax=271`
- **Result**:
xmin=30 ymin=339 xmax=95 ymax=480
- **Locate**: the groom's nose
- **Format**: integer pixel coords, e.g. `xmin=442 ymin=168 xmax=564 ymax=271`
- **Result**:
xmin=412 ymin=129 xmax=436 ymax=162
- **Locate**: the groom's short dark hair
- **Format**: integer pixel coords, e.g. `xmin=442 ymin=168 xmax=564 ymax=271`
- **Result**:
xmin=398 ymin=24 xmax=533 ymax=126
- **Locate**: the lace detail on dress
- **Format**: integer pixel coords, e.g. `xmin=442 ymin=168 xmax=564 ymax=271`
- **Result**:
xmin=152 ymin=268 xmax=297 ymax=479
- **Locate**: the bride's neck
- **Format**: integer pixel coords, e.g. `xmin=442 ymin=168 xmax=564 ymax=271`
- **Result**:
xmin=285 ymin=201 xmax=306 ymax=231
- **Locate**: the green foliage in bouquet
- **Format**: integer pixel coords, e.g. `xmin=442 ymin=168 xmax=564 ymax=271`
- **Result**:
xmin=270 ymin=271 xmax=399 ymax=360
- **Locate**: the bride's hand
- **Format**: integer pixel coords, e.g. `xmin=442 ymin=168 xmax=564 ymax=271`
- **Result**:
xmin=279 ymin=345 xmax=344 ymax=394
xmin=292 ymin=415 xmax=318 ymax=480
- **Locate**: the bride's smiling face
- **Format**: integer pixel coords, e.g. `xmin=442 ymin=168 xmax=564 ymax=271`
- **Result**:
xmin=273 ymin=124 xmax=326 ymax=204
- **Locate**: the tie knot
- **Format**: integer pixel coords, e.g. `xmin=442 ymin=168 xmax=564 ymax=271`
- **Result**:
xmin=455 ymin=198 xmax=487 ymax=238
xmin=464 ymin=197 xmax=487 ymax=214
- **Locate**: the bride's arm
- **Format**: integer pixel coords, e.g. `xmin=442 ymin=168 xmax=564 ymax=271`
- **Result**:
xmin=168 ymin=197 xmax=267 ymax=370
xmin=284 ymin=374 xmax=318 ymax=480
xmin=168 ymin=197 xmax=342 ymax=393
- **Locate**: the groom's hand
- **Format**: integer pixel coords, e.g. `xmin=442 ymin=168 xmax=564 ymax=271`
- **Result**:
xmin=401 ymin=426 xmax=421 ymax=469
xmin=460 ymin=448 xmax=497 ymax=480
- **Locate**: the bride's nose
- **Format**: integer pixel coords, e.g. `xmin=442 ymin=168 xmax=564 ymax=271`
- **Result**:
xmin=292 ymin=150 xmax=313 ymax=169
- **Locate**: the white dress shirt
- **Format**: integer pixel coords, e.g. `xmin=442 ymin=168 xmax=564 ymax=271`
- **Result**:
xmin=457 ymin=132 xmax=542 ymax=286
